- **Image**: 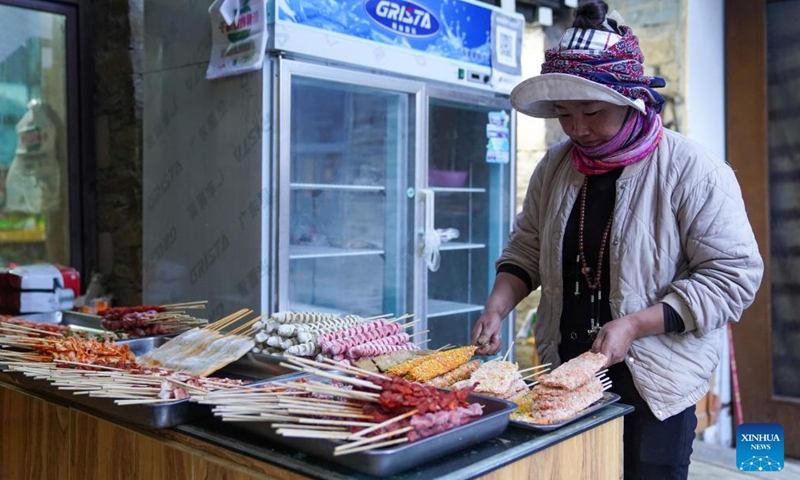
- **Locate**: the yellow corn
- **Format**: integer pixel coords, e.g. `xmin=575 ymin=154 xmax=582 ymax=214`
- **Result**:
xmin=405 ymin=346 xmax=477 ymax=383
xmin=385 ymin=354 xmax=429 ymax=377
xmin=425 ymin=360 xmax=481 ymax=388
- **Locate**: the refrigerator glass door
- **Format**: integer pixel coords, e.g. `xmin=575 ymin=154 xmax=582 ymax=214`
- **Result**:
xmin=278 ymin=62 xmax=422 ymax=317
xmin=422 ymin=92 xmax=513 ymax=351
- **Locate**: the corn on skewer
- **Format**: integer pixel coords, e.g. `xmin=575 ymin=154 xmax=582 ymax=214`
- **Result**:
xmin=405 ymin=346 xmax=477 ymax=383
xmin=424 ymin=360 xmax=482 ymax=388
xmin=385 ymin=352 xmax=431 ymax=377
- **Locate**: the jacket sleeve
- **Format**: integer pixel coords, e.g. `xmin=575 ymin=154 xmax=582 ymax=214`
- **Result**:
xmin=494 ymin=151 xmax=548 ymax=292
xmin=661 ymin=164 xmax=764 ymax=336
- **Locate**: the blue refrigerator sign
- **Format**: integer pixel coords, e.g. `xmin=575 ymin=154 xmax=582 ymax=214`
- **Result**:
xmin=277 ymin=0 xmax=494 ymax=67
xmin=273 ymin=0 xmax=523 ymax=92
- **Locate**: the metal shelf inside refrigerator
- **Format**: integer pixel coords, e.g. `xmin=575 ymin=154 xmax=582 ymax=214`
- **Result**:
xmin=287 ymin=301 xmax=347 ymax=314
xmin=427 ymin=299 xmax=484 ymax=318
xmin=289 ymin=245 xmax=385 ymax=260
xmin=290 ymin=183 xmax=385 ymax=192
xmin=430 ymin=187 xmax=487 ymax=194
xmin=293 ymin=141 xmax=349 ymax=154
xmin=439 ymin=242 xmax=486 ymax=251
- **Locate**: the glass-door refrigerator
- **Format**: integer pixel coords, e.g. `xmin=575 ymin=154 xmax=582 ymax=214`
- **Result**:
xmin=270 ymin=1 xmax=521 ymax=351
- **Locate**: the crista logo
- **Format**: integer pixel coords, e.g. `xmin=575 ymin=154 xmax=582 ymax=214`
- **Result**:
xmin=364 ymin=0 xmax=440 ymax=37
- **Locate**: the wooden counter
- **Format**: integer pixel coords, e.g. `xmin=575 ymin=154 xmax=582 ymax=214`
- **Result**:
xmin=0 ymin=381 xmax=629 ymax=480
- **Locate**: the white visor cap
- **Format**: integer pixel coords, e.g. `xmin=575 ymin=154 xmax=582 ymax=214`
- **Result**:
xmin=510 ymin=73 xmax=646 ymax=119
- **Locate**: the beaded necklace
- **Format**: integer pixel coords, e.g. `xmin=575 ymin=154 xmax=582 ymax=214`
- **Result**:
xmin=573 ymin=176 xmax=614 ymax=340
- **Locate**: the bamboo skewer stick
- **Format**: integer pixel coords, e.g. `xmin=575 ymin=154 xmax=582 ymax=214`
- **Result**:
xmin=333 ymin=437 xmax=409 ymax=456
xmin=320 ymin=357 xmax=390 ymax=380
xmin=114 ymin=398 xmax=177 ymax=405
xmin=518 ymin=363 xmax=551 ymax=373
xmin=0 ymin=322 xmax=63 ymax=337
xmin=401 ymin=319 xmax=421 ymax=329
xmin=271 ymin=424 xmax=346 ymax=431
xmin=206 ymin=309 xmax=252 ymax=331
xmin=385 ymin=314 xmax=413 ymax=324
xmin=362 ymin=313 xmax=394 ymax=322
xmin=161 ymin=300 xmax=208 ymax=308
xmin=336 ymin=426 xmax=414 ymax=452
xmin=502 ymin=341 xmax=515 ymax=362
xmin=284 ymin=382 xmax=379 ymax=402
xmin=521 ymin=371 xmax=547 ymax=381
xmin=408 ymin=330 xmax=430 ymax=338
xmin=227 ymin=314 xmax=268 ymax=336
xmin=276 ymin=430 xmax=354 ymax=439
xmin=349 ymin=409 xmax=419 ymax=439
xmin=278 ymin=362 xmax=382 ymax=391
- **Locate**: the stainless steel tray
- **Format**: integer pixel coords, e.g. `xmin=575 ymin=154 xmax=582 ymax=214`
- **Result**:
xmin=0 ymin=333 xmax=299 ymax=429
xmin=510 ymin=392 xmax=621 ymax=432
xmin=16 ymin=310 xmax=105 ymax=333
xmin=216 ymin=375 xmax=518 ymax=476
xmin=0 ymin=359 xmax=301 ymax=429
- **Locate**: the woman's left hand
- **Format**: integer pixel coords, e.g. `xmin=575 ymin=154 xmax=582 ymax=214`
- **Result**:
xmin=591 ymin=317 xmax=638 ymax=366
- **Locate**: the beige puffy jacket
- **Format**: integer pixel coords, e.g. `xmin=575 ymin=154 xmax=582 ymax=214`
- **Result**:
xmin=499 ymin=129 xmax=763 ymax=420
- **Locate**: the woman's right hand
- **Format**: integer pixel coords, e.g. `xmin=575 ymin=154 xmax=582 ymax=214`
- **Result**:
xmin=471 ymin=312 xmax=504 ymax=356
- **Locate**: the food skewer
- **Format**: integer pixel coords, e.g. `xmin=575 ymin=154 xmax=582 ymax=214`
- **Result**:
xmin=333 ymin=437 xmax=409 ymax=456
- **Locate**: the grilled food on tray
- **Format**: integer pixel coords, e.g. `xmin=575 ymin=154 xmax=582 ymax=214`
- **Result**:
xmin=137 ymin=309 xmax=259 ymax=376
xmin=99 ymin=301 xmax=208 ymax=338
xmin=449 ymin=360 xmax=531 ymax=402
xmin=196 ymin=356 xmax=487 ymax=455
xmin=250 ymin=311 xmax=421 ymax=366
xmin=512 ymin=351 xmax=611 ymax=425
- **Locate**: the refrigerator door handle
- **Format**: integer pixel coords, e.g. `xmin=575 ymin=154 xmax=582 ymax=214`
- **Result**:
xmin=418 ymin=189 xmax=459 ymax=272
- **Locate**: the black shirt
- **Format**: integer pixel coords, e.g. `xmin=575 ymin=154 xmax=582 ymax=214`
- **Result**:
xmin=559 ymin=169 xmax=622 ymax=360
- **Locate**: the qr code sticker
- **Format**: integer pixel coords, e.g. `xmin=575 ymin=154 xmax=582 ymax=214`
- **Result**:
xmin=496 ymin=25 xmax=517 ymax=68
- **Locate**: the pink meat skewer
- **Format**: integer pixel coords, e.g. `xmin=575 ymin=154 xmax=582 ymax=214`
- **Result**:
xmin=347 ymin=333 xmax=411 ymax=358
xmin=346 ymin=342 xmax=416 ymax=360
xmin=323 ymin=323 xmax=404 ymax=355
xmin=316 ymin=319 xmax=388 ymax=346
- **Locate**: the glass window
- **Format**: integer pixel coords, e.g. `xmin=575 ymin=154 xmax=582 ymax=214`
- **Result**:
xmin=0 ymin=4 xmax=69 ymax=266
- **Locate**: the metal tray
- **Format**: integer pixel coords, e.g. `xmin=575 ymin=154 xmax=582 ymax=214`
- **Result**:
xmin=0 ymin=333 xmax=299 ymax=429
xmin=509 ymin=392 xmax=621 ymax=432
xmin=16 ymin=310 xmax=105 ymax=333
xmin=216 ymin=374 xmax=518 ymax=476
xmin=0 ymin=359 xmax=301 ymax=429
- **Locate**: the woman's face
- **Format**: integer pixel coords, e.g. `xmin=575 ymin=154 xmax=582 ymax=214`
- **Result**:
xmin=554 ymin=101 xmax=630 ymax=147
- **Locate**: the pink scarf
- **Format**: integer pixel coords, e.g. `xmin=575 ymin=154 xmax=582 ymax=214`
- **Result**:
xmin=571 ymin=108 xmax=663 ymax=175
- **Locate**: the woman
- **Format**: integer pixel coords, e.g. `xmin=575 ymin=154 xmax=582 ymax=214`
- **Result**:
xmin=470 ymin=2 xmax=763 ymax=479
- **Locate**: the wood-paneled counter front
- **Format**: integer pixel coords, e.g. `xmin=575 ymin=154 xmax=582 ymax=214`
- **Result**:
xmin=1 ymin=381 xmax=630 ymax=480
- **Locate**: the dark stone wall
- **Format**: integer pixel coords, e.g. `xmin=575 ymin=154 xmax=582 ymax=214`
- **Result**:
xmin=93 ymin=0 xmax=144 ymax=305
